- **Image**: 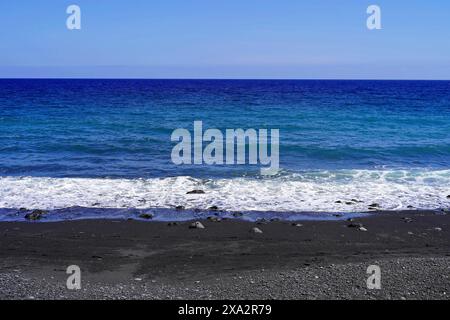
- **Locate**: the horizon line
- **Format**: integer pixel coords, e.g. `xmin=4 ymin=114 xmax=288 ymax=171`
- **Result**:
xmin=1 ymin=77 xmax=450 ymax=81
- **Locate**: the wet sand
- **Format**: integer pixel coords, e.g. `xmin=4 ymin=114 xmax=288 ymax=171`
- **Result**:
xmin=0 ymin=211 xmax=449 ymax=300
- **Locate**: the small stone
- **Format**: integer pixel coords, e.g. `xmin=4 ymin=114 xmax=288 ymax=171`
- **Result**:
xmin=168 ymin=222 xmax=178 ymax=226
xmin=232 ymin=212 xmax=243 ymax=217
xmin=368 ymin=203 xmax=380 ymax=208
xmin=359 ymin=227 xmax=368 ymax=232
xmin=407 ymin=205 xmax=414 ymax=209
xmin=348 ymin=223 xmax=363 ymax=228
xmin=207 ymin=216 xmax=221 ymax=222
xmin=175 ymin=206 xmax=185 ymax=211
xmin=335 ymin=200 xmax=342 ymax=204
xmin=402 ymin=217 xmax=413 ymax=223
xmin=434 ymin=227 xmax=442 ymax=232
xmin=447 ymin=195 xmax=450 ymax=199
xmin=186 ymin=190 xmax=205 ymax=195
xmin=24 ymin=209 xmax=48 ymax=221
xmin=251 ymin=227 xmax=263 ymax=234
xmin=139 ymin=213 xmax=154 ymax=219
xmin=209 ymin=206 xmax=219 ymax=211
xmin=292 ymin=223 xmax=303 ymax=227
xmin=189 ymin=221 xmax=205 ymax=229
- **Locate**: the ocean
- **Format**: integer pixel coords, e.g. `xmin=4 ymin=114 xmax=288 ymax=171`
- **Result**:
xmin=1 ymin=79 xmax=450 ymax=221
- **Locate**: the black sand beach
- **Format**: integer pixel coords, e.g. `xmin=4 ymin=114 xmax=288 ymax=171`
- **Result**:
xmin=1 ymin=211 xmax=449 ymax=300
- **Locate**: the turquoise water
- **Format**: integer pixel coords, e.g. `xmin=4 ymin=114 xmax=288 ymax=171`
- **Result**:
xmin=0 ymin=79 xmax=449 ymax=220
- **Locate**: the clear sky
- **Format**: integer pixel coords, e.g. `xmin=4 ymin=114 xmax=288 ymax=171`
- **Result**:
xmin=1 ymin=0 xmax=449 ymax=79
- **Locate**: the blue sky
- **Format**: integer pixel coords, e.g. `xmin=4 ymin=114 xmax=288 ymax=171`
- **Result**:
xmin=1 ymin=1 xmax=449 ymax=79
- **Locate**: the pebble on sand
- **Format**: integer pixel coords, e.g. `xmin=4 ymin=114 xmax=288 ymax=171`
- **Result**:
xmin=402 ymin=217 xmax=413 ymax=223
xmin=189 ymin=221 xmax=205 ymax=229
xmin=434 ymin=227 xmax=442 ymax=232
xmin=186 ymin=190 xmax=205 ymax=195
xmin=251 ymin=227 xmax=263 ymax=234
xmin=359 ymin=227 xmax=368 ymax=232
xmin=347 ymin=223 xmax=363 ymax=228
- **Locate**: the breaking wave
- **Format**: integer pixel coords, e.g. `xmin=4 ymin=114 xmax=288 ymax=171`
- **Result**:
xmin=0 ymin=169 xmax=449 ymax=217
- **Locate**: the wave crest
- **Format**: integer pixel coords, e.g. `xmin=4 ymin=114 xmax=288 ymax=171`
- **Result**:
xmin=0 ymin=169 xmax=449 ymax=213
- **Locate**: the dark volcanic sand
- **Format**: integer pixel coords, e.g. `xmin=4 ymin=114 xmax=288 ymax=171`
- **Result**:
xmin=0 ymin=211 xmax=449 ymax=300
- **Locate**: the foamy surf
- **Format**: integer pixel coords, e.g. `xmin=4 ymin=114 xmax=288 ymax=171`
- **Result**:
xmin=0 ymin=170 xmax=449 ymax=217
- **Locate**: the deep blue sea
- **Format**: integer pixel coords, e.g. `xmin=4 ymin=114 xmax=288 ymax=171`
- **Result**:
xmin=1 ymin=79 xmax=450 ymax=221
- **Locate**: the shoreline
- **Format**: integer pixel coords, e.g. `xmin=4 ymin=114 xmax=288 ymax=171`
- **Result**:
xmin=1 ymin=206 xmax=449 ymax=223
xmin=1 ymin=211 xmax=449 ymax=299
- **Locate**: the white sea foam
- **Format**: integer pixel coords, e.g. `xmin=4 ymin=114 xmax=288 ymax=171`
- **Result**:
xmin=0 ymin=170 xmax=449 ymax=212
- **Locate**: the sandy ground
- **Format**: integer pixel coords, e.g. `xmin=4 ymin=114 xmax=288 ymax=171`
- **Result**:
xmin=0 ymin=211 xmax=449 ymax=300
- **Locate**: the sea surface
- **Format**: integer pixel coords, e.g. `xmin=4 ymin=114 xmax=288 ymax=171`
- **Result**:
xmin=1 ymin=79 xmax=450 ymax=221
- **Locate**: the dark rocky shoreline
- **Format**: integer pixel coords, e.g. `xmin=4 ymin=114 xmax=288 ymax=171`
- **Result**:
xmin=1 ymin=211 xmax=449 ymax=300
